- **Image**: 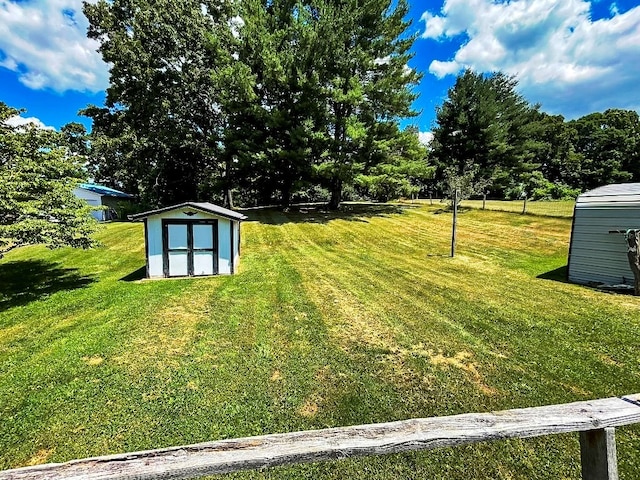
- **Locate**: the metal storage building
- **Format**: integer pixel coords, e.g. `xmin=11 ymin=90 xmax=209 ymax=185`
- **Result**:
xmin=73 ymin=183 xmax=135 ymax=221
xmin=129 ymin=202 xmax=247 ymax=278
xmin=568 ymin=183 xmax=640 ymax=286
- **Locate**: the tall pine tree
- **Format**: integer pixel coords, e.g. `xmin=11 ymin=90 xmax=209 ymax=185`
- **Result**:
xmin=311 ymin=0 xmax=423 ymax=208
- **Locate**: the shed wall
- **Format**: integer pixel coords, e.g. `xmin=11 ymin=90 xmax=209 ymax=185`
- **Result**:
xmin=233 ymin=220 xmax=240 ymax=271
xmin=73 ymin=187 xmax=104 ymax=221
xmin=218 ymin=219 xmax=232 ymax=274
xmin=146 ymin=209 xmax=234 ymax=277
xmin=568 ymin=205 xmax=639 ymax=285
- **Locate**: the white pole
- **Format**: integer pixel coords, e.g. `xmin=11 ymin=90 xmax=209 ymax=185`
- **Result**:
xmin=451 ymin=188 xmax=458 ymax=257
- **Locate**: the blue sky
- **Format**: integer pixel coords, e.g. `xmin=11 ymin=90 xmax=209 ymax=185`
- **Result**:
xmin=1 ymin=0 xmax=640 ymax=141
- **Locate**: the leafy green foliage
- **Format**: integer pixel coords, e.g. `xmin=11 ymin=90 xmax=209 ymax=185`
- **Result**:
xmin=568 ymin=109 xmax=640 ymax=191
xmin=431 ymin=70 xmax=537 ymax=197
xmin=505 ymin=171 xmax=580 ymax=201
xmin=310 ymin=0 xmax=423 ymax=208
xmin=0 ymin=103 xmax=97 ymax=257
xmin=356 ymin=127 xmax=433 ymax=202
xmin=83 ymin=0 xmax=254 ymax=207
xmin=440 ymin=166 xmax=489 ymax=208
xmin=432 ymin=70 xmax=640 ymax=199
xmin=230 ymin=0 xmax=322 ymax=207
xmin=84 ymin=0 xmax=427 ymax=209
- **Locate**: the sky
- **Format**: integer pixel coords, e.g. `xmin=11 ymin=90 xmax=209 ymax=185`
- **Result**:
xmin=1 ymin=0 xmax=639 ymax=141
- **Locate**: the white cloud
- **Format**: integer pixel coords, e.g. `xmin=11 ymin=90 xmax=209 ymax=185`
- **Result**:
xmin=429 ymin=59 xmax=462 ymax=79
xmin=420 ymin=0 xmax=640 ymax=118
xmin=418 ymin=131 xmax=434 ymax=146
xmin=0 ymin=0 xmax=109 ymax=93
xmin=5 ymin=115 xmax=55 ymax=130
xmin=420 ymin=11 xmax=449 ymax=39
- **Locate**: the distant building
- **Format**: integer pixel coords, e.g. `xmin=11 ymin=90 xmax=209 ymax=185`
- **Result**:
xmin=129 ymin=202 xmax=247 ymax=278
xmin=73 ymin=183 xmax=135 ymax=221
xmin=568 ymin=183 xmax=640 ymax=286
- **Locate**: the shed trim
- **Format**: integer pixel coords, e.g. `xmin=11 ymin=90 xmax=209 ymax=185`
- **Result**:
xmin=230 ymin=221 xmax=235 ymax=275
xmin=161 ymin=219 xmax=219 ymax=278
xmin=143 ymin=219 xmax=150 ymax=278
xmin=566 ymin=203 xmax=577 ymax=282
xmin=129 ymin=202 xmax=247 ymax=222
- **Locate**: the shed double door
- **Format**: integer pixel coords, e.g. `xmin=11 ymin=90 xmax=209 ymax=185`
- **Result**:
xmin=163 ymin=220 xmax=218 ymax=277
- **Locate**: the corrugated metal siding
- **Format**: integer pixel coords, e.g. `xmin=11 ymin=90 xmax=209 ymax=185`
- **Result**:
xmin=568 ymin=204 xmax=639 ymax=285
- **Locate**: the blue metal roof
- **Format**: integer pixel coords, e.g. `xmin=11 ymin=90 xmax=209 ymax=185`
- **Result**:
xmin=79 ymin=183 xmax=134 ymax=199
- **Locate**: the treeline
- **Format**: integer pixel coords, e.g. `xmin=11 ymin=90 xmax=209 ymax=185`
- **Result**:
xmin=82 ymin=0 xmax=432 ymax=209
xmin=430 ymin=70 xmax=640 ymax=201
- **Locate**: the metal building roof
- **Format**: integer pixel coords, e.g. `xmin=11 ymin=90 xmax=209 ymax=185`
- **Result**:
xmin=129 ymin=202 xmax=248 ymax=221
xmin=578 ymin=183 xmax=640 ymax=199
xmin=79 ymin=183 xmax=135 ymax=199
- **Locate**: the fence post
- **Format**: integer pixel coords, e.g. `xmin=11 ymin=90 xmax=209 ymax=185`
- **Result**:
xmin=580 ymin=428 xmax=619 ymax=480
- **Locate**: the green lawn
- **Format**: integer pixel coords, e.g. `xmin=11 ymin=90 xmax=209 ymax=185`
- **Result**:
xmin=409 ymin=198 xmax=575 ymax=217
xmin=461 ymin=199 xmax=575 ymax=217
xmin=1 ymin=204 xmax=639 ymax=479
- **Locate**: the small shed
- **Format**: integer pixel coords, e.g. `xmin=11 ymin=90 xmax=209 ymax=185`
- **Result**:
xmin=74 ymin=183 xmax=135 ymax=221
xmin=129 ymin=202 xmax=247 ymax=278
xmin=568 ymin=183 xmax=640 ymax=285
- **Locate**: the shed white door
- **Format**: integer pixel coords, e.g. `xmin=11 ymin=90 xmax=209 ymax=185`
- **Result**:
xmin=192 ymin=224 xmax=215 ymax=275
xmin=167 ymin=224 xmax=189 ymax=276
xmin=163 ymin=220 xmax=217 ymax=277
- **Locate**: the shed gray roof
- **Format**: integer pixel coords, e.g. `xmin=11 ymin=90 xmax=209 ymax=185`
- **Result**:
xmin=576 ymin=183 xmax=640 ymax=207
xmin=578 ymin=183 xmax=640 ymax=199
xmin=129 ymin=202 xmax=248 ymax=221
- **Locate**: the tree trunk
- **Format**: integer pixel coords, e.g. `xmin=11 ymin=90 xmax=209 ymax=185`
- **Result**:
xmin=225 ymin=187 xmax=234 ymax=210
xmin=281 ymin=182 xmax=292 ymax=209
xmin=328 ymin=177 xmax=342 ymax=210
xmin=223 ymin=155 xmax=234 ymax=209
xmin=626 ymin=230 xmax=640 ymax=296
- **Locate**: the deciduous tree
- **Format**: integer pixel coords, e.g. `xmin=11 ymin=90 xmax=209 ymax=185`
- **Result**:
xmin=0 ymin=103 xmax=97 ymax=257
xmin=83 ymin=0 xmax=254 ymax=207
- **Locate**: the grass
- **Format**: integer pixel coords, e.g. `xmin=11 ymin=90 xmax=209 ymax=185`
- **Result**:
xmin=1 ymin=204 xmax=639 ymax=479
xmin=461 ymin=199 xmax=575 ymax=217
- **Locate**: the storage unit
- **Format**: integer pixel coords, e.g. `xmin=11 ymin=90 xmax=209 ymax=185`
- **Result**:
xmin=568 ymin=183 xmax=640 ymax=285
xmin=129 ymin=202 xmax=247 ymax=278
xmin=73 ymin=183 xmax=135 ymax=221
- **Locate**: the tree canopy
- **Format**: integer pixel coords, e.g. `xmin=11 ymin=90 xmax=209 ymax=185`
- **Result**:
xmin=430 ymin=70 xmax=640 ymax=200
xmin=83 ymin=0 xmax=428 ymax=209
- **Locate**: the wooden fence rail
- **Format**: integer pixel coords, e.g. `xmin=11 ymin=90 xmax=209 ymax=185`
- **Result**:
xmin=2 ymin=394 xmax=639 ymax=480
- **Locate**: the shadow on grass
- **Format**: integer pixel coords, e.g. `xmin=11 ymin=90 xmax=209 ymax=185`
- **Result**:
xmin=120 ymin=266 xmax=146 ymax=282
xmin=537 ymin=265 xmax=569 ymax=283
xmin=433 ymin=206 xmax=473 ymax=215
xmin=244 ymin=203 xmax=412 ymax=225
xmin=0 ymin=259 xmax=95 ymax=312
xmin=537 ymin=265 xmax=636 ymax=294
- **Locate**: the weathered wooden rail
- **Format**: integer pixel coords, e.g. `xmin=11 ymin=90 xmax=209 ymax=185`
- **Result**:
xmin=2 ymin=394 xmax=639 ymax=480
